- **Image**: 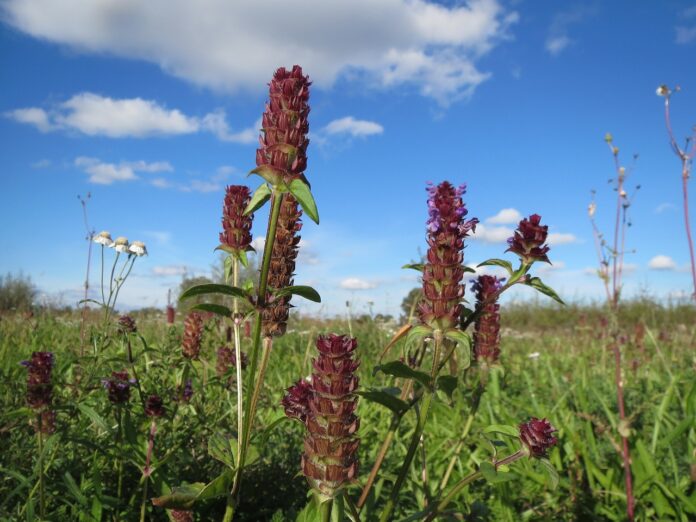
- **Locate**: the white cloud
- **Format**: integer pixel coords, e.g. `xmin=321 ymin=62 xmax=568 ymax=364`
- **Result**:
xmin=655 ymin=202 xmax=677 ymax=214
xmin=152 ymin=265 xmax=189 ymax=277
xmin=31 ymin=159 xmax=51 ymax=169
xmin=74 ymin=156 xmax=172 ymax=185
xmin=545 ymin=7 xmax=596 ymax=56
xmin=2 ymin=0 xmax=517 ymax=105
xmin=143 ymin=231 xmax=172 ymax=246
xmin=250 ymin=236 xmax=266 ymax=253
xmin=7 ymin=93 xmax=257 ymax=142
xmin=547 ymin=232 xmax=577 ymax=245
xmin=648 ymin=255 xmax=677 ymax=271
xmin=323 ymin=117 xmax=384 ymax=137
xmin=470 ymin=223 xmax=512 ymax=243
xmin=545 ymin=36 xmax=570 ymax=56
xmin=340 ymin=277 xmax=377 ymax=290
xmin=676 ymin=6 xmax=696 ymax=44
xmin=485 ymin=208 xmax=521 ymax=225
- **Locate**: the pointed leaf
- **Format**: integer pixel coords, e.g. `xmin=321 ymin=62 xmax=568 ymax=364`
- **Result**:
xmin=401 ymin=263 xmax=424 ymax=272
xmin=483 ymin=424 xmax=520 ymax=438
xmin=151 ymin=483 xmax=206 ymax=509
xmin=275 ymin=285 xmax=321 ymax=303
xmin=375 ymin=360 xmax=432 ymax=389
xmin=249 ymin=165 xmax=282 ymax=186
xmin=525 ymin=277 xmax=565 ymax=305
xmin=197 ymin=468 xmax=235 ymax=501
xmin=245 ymin=183 xmax=272 ymax=215
xmin=538 ymin=458 xmax=559 ymax=490
xmin=288 ymin=178 xmax=319 ymax=224
xmin=477 ymin=258 xmax=513 ymax=275
xmin=237 ymin=249 xmax=249 ymax=269
xmin=179 ymin=283 xmax=250 ymax=301
xmin=356 ymin=388 xmax=409 ymax=416
xmin=208 ymin=433 xmax=236 ymax=469
xmin=191 ymin=304 xmax=232 ymax=318
xmin=444 ymin=329 xmax=471 ymax=370
xmin=379 ymin=323 xmax=413 ymax=362
xmin=436 ymin=375 xmax=458 ymax=399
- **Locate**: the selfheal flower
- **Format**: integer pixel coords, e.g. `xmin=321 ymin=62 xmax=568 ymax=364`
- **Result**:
xmin=182 ymin=312 xmax=204 ymax=359
xmin=33 ymin=409 xmax=56 ymax=434
xmin=283 ymin=334 xmax=360 ymax=498
xmin=144 ymin=395 xmax=165 ymax=418
xmin=118 ymin=314 xmax=137 ymax=334
xmin=110 ymin=236 xmax=129 ymax=253
xmin=282 ymin=378 xmax=313 ymax=423
xmin=519 ymin=417 xmax=558 ymax=457
xmin=256 ymin=66 xmax=311 ymax=185
xmin=216 ymin=346 xmax=249 ymax=378
xmin=419 ymin=181 xmax=478 ymax=330
xmin=21 ymin=351 xmax=54 ymax=409
xmin=220 ymin=185 xmax=254 ymax=252
xmin=170 ymin=511 xmax=193 ymax=522
xmin=181 ymin=380 xmax=193 ymax=403
xmin=128 ymin=240 xmax=147 ymax=256
xmin=102 ymin=370 xmax=135 ymax=404
xmin=94 ymin=231 xmax=112 ymax=246
xmin=472 ymin=275 xmax=504 ymax=366
xmin=506 ymin=214 xmax=550 ymax=264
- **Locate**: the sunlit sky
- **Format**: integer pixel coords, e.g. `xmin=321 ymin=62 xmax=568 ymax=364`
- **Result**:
xmin=1 ymin=0 xmax=695 ymax=316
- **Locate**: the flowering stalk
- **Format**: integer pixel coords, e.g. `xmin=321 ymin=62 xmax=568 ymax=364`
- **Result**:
xmin=658 ymin=85 xmax=696 ymax=300
xmin=141 ymin=395 xmax=164 ymax=522
xmin=103 ymin=369 xmax=135 ymax=503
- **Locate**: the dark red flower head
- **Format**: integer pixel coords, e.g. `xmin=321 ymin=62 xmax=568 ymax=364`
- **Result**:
xmin=145 ymin=395 xmax=165 ymax=418
xmin=472 ymin=275 xmax=504 ymax=366
xmin=519 ymin=417 xmax=558 ymax=457
xmin=282 ymin=379 xmax=313 ymax=423
xmin=21 ymin=351 xmax=54 ymax=409
xmin=102 ymin=370 xmax=135 ymax=404
xmin=256 ymin=65 xmax=311 ymax=185
xmin=182 ymin=312 xmax=204 ymax=359
xmin=418 ymin=181 xmax=478 ymax=329
xmin=220 ymin=185 xmax=254 ymax=252
xmin=506 ymin=214 xmax=550 ymax=264
xmin=118 ymin=315 xmax=137 ymax=334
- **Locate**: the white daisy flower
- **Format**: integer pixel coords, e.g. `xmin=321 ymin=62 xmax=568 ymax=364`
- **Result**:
xmin=93 ymin=231 xmax=113 ymax=246
xmin=129 ymin=241 xmax=148 ymax=257
xmin=110 ymin=237 xmax=130 ymax=253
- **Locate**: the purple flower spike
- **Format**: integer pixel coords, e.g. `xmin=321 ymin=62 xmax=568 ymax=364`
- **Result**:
xmin=506 ymin=214 xmax=551 ymax=264
xmin=519 ymin=417 xmax=558 ymax=457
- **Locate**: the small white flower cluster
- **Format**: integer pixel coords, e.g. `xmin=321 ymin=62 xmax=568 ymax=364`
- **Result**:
xmin=93 ymin=231 xmax=148 ymax=256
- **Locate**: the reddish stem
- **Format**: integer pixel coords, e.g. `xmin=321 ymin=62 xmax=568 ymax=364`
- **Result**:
xmin=681 ymin=165 xmax=696 ymax=300
xmin=612 ymin=341 xmax=635 ymax=521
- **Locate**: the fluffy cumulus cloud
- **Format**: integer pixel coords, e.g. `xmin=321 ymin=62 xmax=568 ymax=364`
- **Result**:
xmin=323 ymin=117 xmax=384 ymax=137
xmin=2 ymin=0 xmax=517 ymax=105
xmin=485 ymin=208 xmax=521 ymax=225
xmin=75 ymin=157 xmax=172 ymax=184
xmin=6 ymin=93 xmax=257 ymax=142
xmin=470 ymin=223 xmax=512 ymax=243
xmin=547 ymin=232 xmax=577 ymax=245
xmin=648 ymin=255 xmax=677 ymax=271
xmin=340 ymin=277 xmax=377 ymax=290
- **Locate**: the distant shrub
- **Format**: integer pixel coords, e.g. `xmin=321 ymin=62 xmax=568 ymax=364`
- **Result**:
xmin=0 ymin=272 xmax=36 ymax=312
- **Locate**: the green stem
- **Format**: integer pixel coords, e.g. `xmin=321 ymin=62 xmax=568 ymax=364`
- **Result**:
xmin=232 ymin=259 xmax=244 ymax=474
xmin=139 ymin=479 xmax=148 ymax=522
xmin=225 ymin=191 xmax=284 ymax=520
xmin=116 ymin=408 xmax=124 ymax=504
xmin=37 ymin=416 xmax=46 ymax=520
xmin=319 ymin=498 xmax=333 ymax=522
xmin=100 ymin=244 xmax=105 ymax=306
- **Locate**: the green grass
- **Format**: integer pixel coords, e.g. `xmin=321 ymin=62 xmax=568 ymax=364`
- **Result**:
xmin=0 ymin=301 xmax=694 ymax=521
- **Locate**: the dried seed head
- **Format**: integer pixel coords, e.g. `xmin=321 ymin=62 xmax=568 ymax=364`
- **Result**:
xmin=283 ymin=334 xmax=360 ymax=498
xmin=118 ymin=314 xmax=137 ymax=334
xmin=256 ymin=66 xmax=311 ymax=185
xmin=144 ymin=395 xmax=165 ymax=418
xmin=519 ymin=417 xmax=558 ymax=457
xmin=94 ymin=231 xmax=112 ymax=246
xmin=472 ymin=275 xmax=503 ymax=366
xmin=21 ymin=351 xmax=54 ymax=409
xmin=128 ymin=241 xmax=147 ymax=256
xmin=182 ymin=312 xmax=204 ymax=359
xmin=220 ymin=185 xmax=254 ymax=252
xmin=262 ymin=194 xmax=303 ymax=337
xmin=102 ymin=370 xmax=135 ymax=404
xmin=506 ymin=214 xmax=550 ymax=264
xmin=418 ymin=181 xmax=477 ymax=329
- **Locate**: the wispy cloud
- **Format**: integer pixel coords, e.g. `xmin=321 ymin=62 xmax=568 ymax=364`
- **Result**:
xmin=2 ymin=0 xmax=517 ymax=105
xmin=323 ymin=117 xmax=384 ymax=137
xmin=545 ymin=7 xmax=596 ymax=56
xmin=340 ymin=277 xmax=377 ymax=290
xmin=31 ymin=159 xmax=51 ymax=169
xmin=7 ymin=93 xmax=257 ymax=142
xmin=676 ymin=6 xmax=696 ymax=44
xmin=74 ymin=157 xmax=172 ymax=185
xmin=648 ymin=255 xmax=676 ymax=270
xmin=547 ymin=232 xmax=577 ymax=245
xmin=485 ymin=208 xmax=521 ymax=225
xmin=655 ymin=202 xmax=677 ymax=214
xmin=152 ymin=265 xmax=189 ymax=277
xmin=471 ymin=223 xmax=512 ymax=243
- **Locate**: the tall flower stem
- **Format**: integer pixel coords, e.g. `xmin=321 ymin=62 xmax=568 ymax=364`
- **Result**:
xmin=612 ymin=339 xmax=635 ymax=521
xmin=37 ymin=415 xmax=46 ymax=519
xmin=226 ymin=190 xmax=284 ymax=519
xmin=116 ymin=407 xmax=124 ymax=504
xmin=319 ymin=498 xmax=333 ymax=522
xmin=231 ymin=259 xmax=244 ymax=478
xmin=379 ymin=333 xmax=442 ymax=522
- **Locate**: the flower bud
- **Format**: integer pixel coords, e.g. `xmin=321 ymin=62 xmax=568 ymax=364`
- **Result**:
xmin=519 ymin=417 xmax=558 ymax=457
xmin=506 ymin=214 xmax=550 ymax=264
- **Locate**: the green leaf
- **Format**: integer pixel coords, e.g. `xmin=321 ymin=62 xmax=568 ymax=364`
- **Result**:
xmin=374 ymin=361 xmax=432 ymax=389
xmin=538 ymin=458 xmax=559 ymax=490
xmin=224 ymin=255 xmax=234 ymax=283
xmin=401 ymin=263 xmax=424 ymax=272
xmin=208 ymin=433 xmax=236 ymax=469
xmin=525 ymin=277 xmax=565 ymax=305
xmin=463 ymin=265 xmax=477 ymax=273
xmin=191 ymin=304 xmax=232 ymax=318
xmin=179 ymin=283 xmax=250 ymax=301
xmin=245 ymin=183 xmax=272 ymax=215
xmin=275 ymin=285 xmax=321 ymax=303
xmin=288 ymin=178 xmax=319 ymax=224
xmin=443 ymin=329 xmax=471 ymax=370
xmin=77 ymin=404 xmax=110 ymax=433
xmin=477 ymin=258 xmax=514 ymax=275
xmin=151 ymin=483 xmax=206 ymax=509
xmin=249 ymin=165 xmax=282 ymax=186
xmin=436 ymin=375 xmax=458 ymax=399
xmin=480 ymin=461 xmax=516 ymax=484
xmin=405 ymin=324 xmax=433 ymax=348
xmin=198 ymin=468 xmax=235 ymax=501
xmin=237 ymin=249 xmax=249 ymax=269
xmin=483 ymin=424 xmax=520 ymax=438
xmin=356 ymin=388 xmax=409 ymax=416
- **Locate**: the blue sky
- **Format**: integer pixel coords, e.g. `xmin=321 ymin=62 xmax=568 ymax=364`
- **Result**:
xmin=1 ymin=0 xmax=695 ymax=316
